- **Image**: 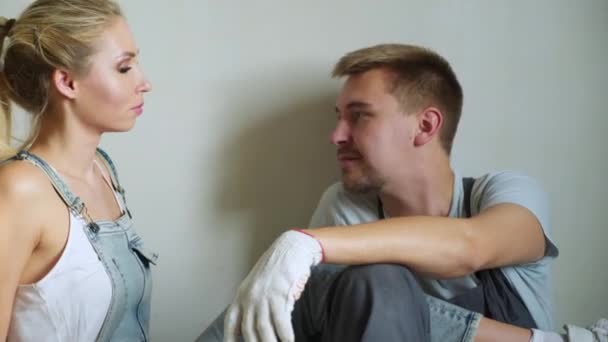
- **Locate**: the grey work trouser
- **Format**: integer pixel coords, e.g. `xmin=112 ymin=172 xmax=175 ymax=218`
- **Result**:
xmin=197 ymin=264 xmax=481 ymax=342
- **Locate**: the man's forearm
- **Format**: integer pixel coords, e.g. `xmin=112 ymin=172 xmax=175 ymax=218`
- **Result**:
xmin=475 ymin=317 xmax=532 ymax=342
xmin=303 ymin=216 xmax=479 ymax=278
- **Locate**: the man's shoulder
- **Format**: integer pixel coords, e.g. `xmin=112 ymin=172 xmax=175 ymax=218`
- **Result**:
xmin=472 ymin=170 xmax=541 ymax=186
xmin=469 ymin=170 xmax=552 ymax=229
xmin=470 ymin=170 xmax=547 ymax=202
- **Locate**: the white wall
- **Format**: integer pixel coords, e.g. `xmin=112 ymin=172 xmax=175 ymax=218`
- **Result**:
xmin=2 ymin=1 xmax=606 ymax=340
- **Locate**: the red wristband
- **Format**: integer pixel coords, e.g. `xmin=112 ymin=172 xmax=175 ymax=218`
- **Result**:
xmin=292 ymin=228 xmax=325 ymax=263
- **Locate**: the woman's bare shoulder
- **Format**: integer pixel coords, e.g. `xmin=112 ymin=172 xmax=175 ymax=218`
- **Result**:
xmin=0 ymin=160 xmax=57 ymax=211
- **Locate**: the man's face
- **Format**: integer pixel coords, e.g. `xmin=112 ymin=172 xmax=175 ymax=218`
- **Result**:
xmin=332 ymin=68 xmax=418 ymax=193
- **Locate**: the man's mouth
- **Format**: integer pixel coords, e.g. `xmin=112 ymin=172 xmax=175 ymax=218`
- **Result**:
xmin=337 ymin=149 xmax=363 ymax=167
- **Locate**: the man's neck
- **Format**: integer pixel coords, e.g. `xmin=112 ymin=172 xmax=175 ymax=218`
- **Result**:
xmin=379 ymin=156 xmax=454 ymax=218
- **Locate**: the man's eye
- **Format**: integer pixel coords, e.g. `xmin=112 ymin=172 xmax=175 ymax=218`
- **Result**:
xmin=119 ymin=66 xmax=132 ymax=74
xmin=353 ymin=112 xmax=367 ymax=120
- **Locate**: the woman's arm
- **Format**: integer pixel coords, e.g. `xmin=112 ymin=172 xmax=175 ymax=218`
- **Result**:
xmin=0 ymin=166 xmax=43 ymax=339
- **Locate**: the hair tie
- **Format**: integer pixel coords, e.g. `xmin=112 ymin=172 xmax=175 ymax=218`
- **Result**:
xmin=4 ymin=18 xmax=15 ymax=34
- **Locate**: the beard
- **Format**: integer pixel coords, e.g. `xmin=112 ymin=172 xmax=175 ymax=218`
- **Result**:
xmin=341 ymin=163 xmax=385 ymax=194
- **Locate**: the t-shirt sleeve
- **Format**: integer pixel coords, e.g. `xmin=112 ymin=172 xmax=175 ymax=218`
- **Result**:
xmin=471 ymin=171 xmax=558 ymax=258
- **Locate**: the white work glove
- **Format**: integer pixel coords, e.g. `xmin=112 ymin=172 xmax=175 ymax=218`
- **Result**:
xmin=531 ymin=318 xmax=608 ymax=342
xmin=224 ymin=229 xmax=324 ymax=342
xmin=530 ymin=329 xmax=565 ymax=342
xmin=563 ymin=318 xmax=608 ymax=342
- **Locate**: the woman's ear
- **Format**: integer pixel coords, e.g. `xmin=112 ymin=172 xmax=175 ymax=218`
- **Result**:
xmin=51 ymin=69 xmax=78 ymax=100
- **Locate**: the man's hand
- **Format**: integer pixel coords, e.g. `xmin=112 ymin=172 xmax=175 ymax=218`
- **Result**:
xmin=224 ymin=230 xmax=323 ymax=342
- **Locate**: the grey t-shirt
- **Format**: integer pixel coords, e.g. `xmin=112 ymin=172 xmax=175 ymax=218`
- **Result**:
xmin=308 ymin=170 xmax=558 ymax=330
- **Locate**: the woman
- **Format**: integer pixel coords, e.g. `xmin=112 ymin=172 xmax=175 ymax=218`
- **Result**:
xmin=0 ymin=1 xmax=156 ymax=341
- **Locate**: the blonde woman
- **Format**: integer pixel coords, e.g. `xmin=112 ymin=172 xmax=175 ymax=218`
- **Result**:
xmin=0 ymin=1 xmax=156 ymax=341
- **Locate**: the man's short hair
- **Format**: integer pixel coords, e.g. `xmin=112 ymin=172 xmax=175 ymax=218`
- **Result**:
xmin=333 ymin=44 xmax=463 ymax=155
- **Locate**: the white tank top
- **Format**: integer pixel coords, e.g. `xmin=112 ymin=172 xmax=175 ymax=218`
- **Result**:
xmin=8 ymin=212 xmax=112 ymax=341
xmin=7 ymin=161 xmax=120 ymax=341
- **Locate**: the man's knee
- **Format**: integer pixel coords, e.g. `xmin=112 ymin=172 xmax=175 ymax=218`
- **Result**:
xmin=335 ymin=263 xmax=423 ymax=298
xmin=324 ymin=264 xmax=430 ymax=341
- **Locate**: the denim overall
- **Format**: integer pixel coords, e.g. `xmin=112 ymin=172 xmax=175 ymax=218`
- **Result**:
xmin=5 ymin=149 xmax=158 ymax=341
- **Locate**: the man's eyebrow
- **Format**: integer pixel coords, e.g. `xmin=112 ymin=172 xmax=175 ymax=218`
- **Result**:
xmin=336 ymin=101 xmax=373 ymax=113
xmin=346 ymin=101 xmax=372 ymax=110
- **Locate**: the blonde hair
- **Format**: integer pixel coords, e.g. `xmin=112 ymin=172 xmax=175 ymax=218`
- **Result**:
xmin=0 ymin=0 xmax=122 ymax=160
xmin=333 ymin=44 xmax=463 ymax=155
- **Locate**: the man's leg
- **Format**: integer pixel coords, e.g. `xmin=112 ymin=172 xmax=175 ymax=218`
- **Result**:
xmin=427 ymin=295 xmax=482 ymax=342
xmin=322 ymin=264 xmax=430 ymax=341
xmin=197 ymin=263 xmax=483 ymax=342
xmin=292 ymin=264 xmax=346 ymax=341
xmin=294 ymin=263 xmax=483 ymax=342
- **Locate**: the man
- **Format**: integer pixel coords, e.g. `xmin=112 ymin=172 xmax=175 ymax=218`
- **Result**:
xmin=200 ymin=44 xmax=580 ymax=342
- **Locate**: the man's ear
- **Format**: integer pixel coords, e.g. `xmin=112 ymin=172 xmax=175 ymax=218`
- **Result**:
xmin=413 ymin=107 xmax=443 ymax=147
xmin=51 ymin=69 xmax=78 ymax=100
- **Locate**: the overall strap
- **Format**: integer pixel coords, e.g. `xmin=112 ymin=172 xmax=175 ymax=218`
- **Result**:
xmin=95 ymin=148 xmax=131 ymax=218
xmin=95 ymin=148 xmax=123 ymax=192
xmin=377 ymin=197 xmax=385 ymax=219
xmin=462 ymin=177 xmax=475 ymax=218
